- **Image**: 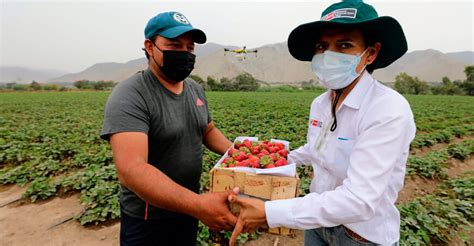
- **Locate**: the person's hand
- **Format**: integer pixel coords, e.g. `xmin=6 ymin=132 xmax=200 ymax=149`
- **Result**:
xmin=228 ymin=190 xmax=267 ymax=246
xmin=195 ymin=190 xmax=238 ymax=231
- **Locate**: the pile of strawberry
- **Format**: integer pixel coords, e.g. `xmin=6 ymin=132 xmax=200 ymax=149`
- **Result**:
xmin=220 ymin=139 xmax=289 ymax=169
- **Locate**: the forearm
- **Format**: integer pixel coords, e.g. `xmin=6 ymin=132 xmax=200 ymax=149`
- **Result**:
xmin=288 ymin=144 xmax=313 ymax=166
xmin=117 ymin=161 xmax=202 ymax=217
xmin=265 ymin=186 xmax=374 ymax=229
xmin=203 ymin=122 xmax=232 ymax=155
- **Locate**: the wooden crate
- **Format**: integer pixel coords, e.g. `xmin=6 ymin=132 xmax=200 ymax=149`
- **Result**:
xmin=210 ymin=168 xmax=298 ymax=235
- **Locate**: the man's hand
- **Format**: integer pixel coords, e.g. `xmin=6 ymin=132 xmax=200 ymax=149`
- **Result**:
xmin=228 ymin=190 xmax=267 ymax=246
xmin=194 ymin=190 xmax=238 ymax=231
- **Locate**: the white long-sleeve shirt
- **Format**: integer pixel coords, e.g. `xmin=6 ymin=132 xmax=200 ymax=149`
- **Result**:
xmin=265 ymin=72 xmax=416 ymax=245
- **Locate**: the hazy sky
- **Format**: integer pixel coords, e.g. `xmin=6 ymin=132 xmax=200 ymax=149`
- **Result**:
xmin=1 ymin=0 xmax=473 ymax=72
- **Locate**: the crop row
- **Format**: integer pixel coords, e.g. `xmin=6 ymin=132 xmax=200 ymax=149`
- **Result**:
xmin=410 ymin=125 xmax=473 ymax=149
xmin=399 ymin=175 xmax=473 ymax=245
xmin=406 ymin=139 xmax=474 ymax=179
xmin=407 ymin=95 xmax=474 ymax=132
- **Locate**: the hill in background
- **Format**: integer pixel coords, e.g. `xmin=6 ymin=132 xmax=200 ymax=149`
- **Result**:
xmin=2 ymin=43 xmax=472 ymax=84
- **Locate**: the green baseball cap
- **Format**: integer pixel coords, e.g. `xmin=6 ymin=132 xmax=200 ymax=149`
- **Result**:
xmin=288 ymin=0 xmax=407 ymax=71
xmin=144 ymin=11 xmax=206 ymax=44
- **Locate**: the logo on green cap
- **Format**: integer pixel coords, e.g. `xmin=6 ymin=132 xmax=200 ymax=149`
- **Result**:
xmin=321 ymin=8 xmax=357 ymax=21
xmin=173 ymin=13 xmax=189 ymax=24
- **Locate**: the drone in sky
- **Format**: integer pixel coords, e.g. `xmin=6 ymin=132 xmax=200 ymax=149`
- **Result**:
xmin=224 ymin=46 xmax=258 ymax=60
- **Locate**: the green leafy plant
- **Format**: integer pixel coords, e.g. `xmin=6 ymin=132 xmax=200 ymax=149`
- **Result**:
xmin=23 ymin=177 xmax=57 ymax=202
xmin=399 ymin=176 xmax=473 ymax=245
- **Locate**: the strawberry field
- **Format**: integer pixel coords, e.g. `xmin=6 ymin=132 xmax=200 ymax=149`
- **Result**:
xmin=1 ymin=91 xmax=473 ymax=245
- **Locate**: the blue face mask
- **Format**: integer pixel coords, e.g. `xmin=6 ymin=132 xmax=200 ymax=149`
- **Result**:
xmin=311 ymin=48 xmax=369 ymax=90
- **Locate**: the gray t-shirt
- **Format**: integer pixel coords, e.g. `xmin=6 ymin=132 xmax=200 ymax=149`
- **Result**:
xmin=101 ymin=68 xmax=211 ymax=219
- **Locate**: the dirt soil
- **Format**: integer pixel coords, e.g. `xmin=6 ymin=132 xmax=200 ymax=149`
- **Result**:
xmin=0 ymin=186 xmax=119 ymax=246
xmin=397 ymin=155 xmax=474 ymax=204
xmin=0 ymin=156 xmax=472 ymax=245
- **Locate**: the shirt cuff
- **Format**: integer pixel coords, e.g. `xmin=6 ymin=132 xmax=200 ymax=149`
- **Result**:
xmin=288 ymin=148 xmax=311 ymax=166
xmin=287 ymin=153 xmax=297 ymax=165
xmin=265 ymin=198 xmax=298 ymax=228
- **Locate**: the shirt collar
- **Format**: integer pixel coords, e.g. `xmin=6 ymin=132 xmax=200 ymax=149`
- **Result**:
xmin=341 ymin=71 xmax=374 ymax=110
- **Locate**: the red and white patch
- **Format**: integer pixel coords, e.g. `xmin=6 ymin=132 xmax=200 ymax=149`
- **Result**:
xmin=321 ymin=8 xmax=357 ymax=21
xmin=310 ymin=119 xmax=323 ymax=128
xmin=196 ymin=98 xmax=204 ymax=106
xmin=325 ymin=12 xmax=335 ymax=21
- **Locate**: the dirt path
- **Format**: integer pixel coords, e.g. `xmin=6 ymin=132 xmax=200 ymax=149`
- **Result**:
xmin=397 ymin=156 xmax=474 ymax=204
xmin=0 ymin=187 xmax=119 ymax=246
xmin=243 ymin=230 xmax=303 ymax=246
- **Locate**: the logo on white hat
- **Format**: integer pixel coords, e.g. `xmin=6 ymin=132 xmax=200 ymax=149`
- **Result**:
xmin=173 ymin=13 xmax=189 ymax=24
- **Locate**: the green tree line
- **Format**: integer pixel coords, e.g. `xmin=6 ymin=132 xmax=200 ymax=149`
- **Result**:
xmin=2 ymin=65 xmax=473 ymax=94
xmin=0 ymin=80 xmax=117 ymax=91
xmin=189 ymin=72 xmax=260 ymax=91
xmin=394 ymin=65 xmax=474 ymax=96
xmin=1 ymin=81 xmax=69 ymax=91
xmin=190 ymin=73 xmax=325 ymax=92
xmin=73 ymin=80 xmax=117 ymax=90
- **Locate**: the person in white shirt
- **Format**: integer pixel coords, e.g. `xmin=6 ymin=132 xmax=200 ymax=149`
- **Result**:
xmin=228 ymin=0 xmax=416 ymax=245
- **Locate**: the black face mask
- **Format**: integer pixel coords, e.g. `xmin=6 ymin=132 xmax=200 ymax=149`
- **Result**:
xmin=152 ymin=43 xmax=196 ymax=83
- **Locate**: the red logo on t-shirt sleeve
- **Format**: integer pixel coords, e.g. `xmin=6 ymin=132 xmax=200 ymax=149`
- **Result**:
xmin=196 ymin=98 xmax=204 ymax=106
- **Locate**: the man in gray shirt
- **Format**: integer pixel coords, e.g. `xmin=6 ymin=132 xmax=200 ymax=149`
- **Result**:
xmin=101 ymin=11 xmax=236 ymax=245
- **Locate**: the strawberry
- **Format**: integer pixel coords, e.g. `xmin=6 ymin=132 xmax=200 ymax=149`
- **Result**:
xmin=269 ymin=153 xmax=280 ymax=161
xmin=275 ymin=158 xmax=288 ymax=167
xmin=274 ymin=142 xmax=285 ymax=151
xmin=249 ymin=159 xmax=260 ymax=168
xmin=265 ymin=164 xmax=275 ymax=168
xmin=231 ymin=151 xmax=238 ymax=158
xmin=228 ymin=148 xmax=238 ymax=156
xmin=234 ymin=151 xmax=247 ymax=161
xmin=277 ymin=149 xmax=288 ymax=157
xmin=260 ymin=149 xmax=270 ymax=155
xmin=222 ymin=157 xmax=233 ymax=164
xmin=264 ymin=143 xmax=271 ymax=151
xmin=238 ymin=160 xmax=250 ymax=167
xmin=228 ymin=163 xmax=235 ymax=167
xmin=243 ymin=139 xmax=252 ymax=149
xmin=259 ymin=155 xmax=274 ymax=167
xmin=221 ymin=156 xmax=237 ymax=168
xmin=251 ymin=146 xmax=260 ymax=155
xmin=234 ymin=140 xmax=242 ymax=149
xmin=268 ymin=146 xmax=278 ymax=153
xmin=239 ymin=146 xmax=250 ymax=154
xmin=247 ymin=156 xmax=260 ymax=168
